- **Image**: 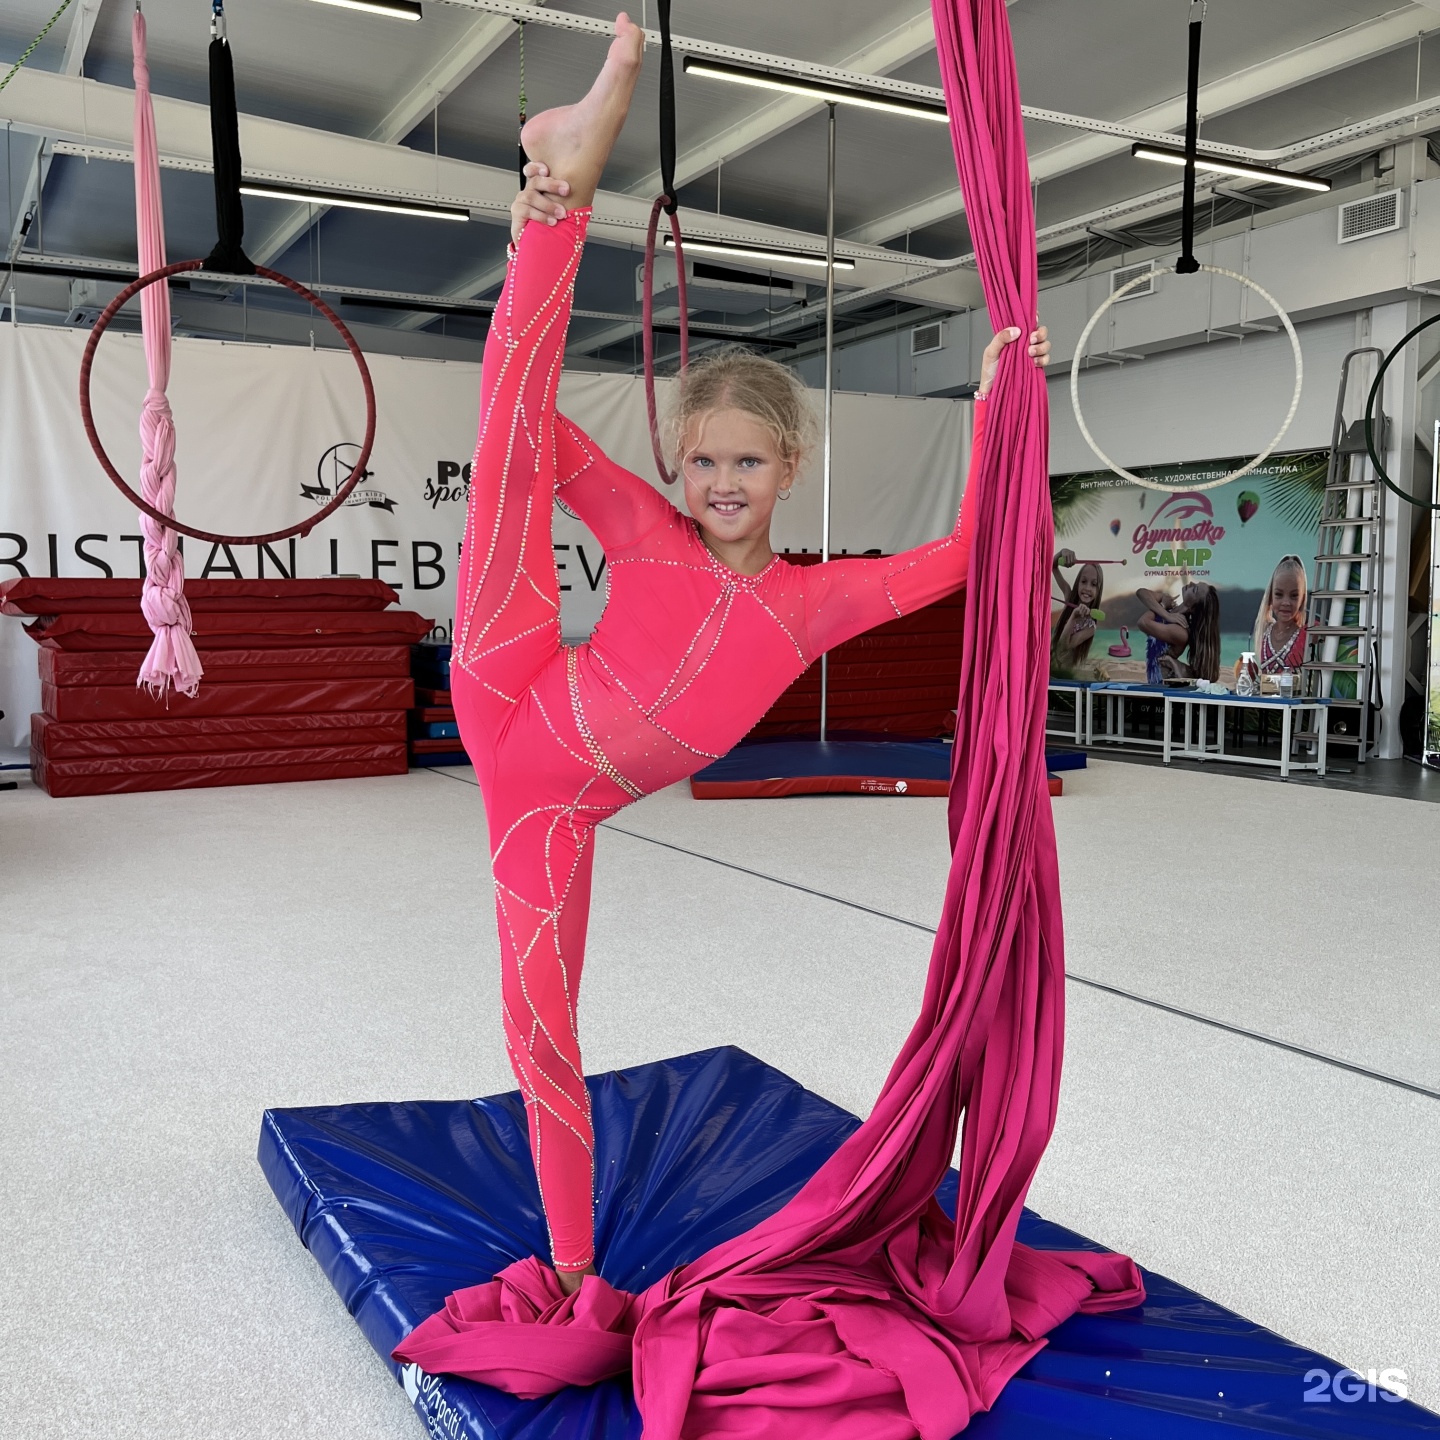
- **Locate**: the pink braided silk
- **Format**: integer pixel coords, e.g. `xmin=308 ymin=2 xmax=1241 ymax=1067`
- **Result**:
xmin=394 ymin=1 xmax=1143 ymax=1432
xmin=132 ymin=9 xmax=202 ymax=698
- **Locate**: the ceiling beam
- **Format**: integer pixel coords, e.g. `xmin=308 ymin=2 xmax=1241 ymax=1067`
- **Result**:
xmin=623 ymin=8 xmax=937 ymax=201
xmin=395 ymin=7 xmax=939 ymax=333
xmin=4 ymin=0 xmax=103 ymax=260
xmin=248 ymin=1 xmax=548 ymax=266
xmin=0 ymin=67 xmax=954 ymax=293
xmin=846 ymin=2 xmax=1436 ymax=245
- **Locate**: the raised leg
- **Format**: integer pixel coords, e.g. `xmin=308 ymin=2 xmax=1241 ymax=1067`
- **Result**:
xmin=519 ymin=13 xmax=643 ymax=209
xmin=452 ymin=12 xmax=643 ymax=745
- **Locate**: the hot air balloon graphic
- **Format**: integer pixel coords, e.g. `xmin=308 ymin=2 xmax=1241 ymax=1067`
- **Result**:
xmin=1237 ymin=490 xmax=1260 ymax=525
xmin=1109 ymin=518 xmax=1122 ymax=536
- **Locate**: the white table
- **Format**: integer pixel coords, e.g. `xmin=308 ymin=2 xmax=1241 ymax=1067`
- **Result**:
xmin=1046 ymin=681 xmax=1091 ymax=746
xmin=1086 ymin=683 xmax=1170 ymax=752
xmin=1162 ymin=693 xmax=1330 ymax=777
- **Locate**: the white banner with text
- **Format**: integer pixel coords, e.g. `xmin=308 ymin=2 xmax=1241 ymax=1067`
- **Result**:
xmin=0 ymin=323 xmax=970 ymax=746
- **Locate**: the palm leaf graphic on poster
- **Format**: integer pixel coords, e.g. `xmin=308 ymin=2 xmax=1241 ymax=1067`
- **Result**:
xmin=1262 ymin=451 xmax=1329 ymax=533
xmin=1049 ymin=469 xmax=1105 ymax=537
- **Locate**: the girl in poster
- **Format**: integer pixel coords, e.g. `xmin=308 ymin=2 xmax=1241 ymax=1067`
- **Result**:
xmin=1051 ymin=551 xmax=1104 ymax=673
xmin=1252 ymin=554 xmax=1308 ymax=673
xmin=1136 ymin=581 xmax=1222 ymax=683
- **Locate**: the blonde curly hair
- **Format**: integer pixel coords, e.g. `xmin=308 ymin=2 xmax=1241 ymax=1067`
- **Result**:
xmin=664 ymin=347 xmax=819 ymax=475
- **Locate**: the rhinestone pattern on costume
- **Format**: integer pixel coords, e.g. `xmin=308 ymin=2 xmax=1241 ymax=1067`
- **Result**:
xmin=447 ymin=210 xmax=982 ymax=1273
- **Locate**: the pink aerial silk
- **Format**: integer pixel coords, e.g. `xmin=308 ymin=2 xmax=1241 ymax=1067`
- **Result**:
xmin=131 ymin=9 xmax=202 ymax=698
xmin=394 ymin=0 xmax=1143 ymax=1433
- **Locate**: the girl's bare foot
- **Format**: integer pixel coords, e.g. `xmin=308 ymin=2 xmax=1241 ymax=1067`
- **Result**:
xmin=557 ymin=1263 xmax=598 ymax=1296
xmin=519 ymin=12 xmax=643 ymax=209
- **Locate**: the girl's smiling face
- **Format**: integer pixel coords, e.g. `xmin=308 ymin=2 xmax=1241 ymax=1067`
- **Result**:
xmin=1270 ymin=569 xmax=1303 ymax=625
xmin=1076 ymin=567 xmax=1101 ymax=606
xmin=681 ymin=407 xmax=796 ymax=547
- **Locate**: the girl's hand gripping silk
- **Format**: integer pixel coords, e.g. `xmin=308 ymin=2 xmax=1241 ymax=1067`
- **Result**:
xmin=399 ymin=2 xmax=1144 ymax=1420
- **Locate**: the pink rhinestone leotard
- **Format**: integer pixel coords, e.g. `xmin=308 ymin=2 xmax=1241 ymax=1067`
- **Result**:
xmin=451 ymin=209 xmax=987 ymax=1273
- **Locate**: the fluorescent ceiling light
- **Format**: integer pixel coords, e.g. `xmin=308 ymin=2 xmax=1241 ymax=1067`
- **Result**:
xmin=683 ymin=56 xmax=948 ymax=123
xmin=663 ymin=234 xmax=856 ymax=271
xmin=308 ymin=0 xmax=422 ymax=19
xmin=239 ymin=181 xmax=469 ymax=221
xmin=1130 ymin=143 xmax=1332 ymax=194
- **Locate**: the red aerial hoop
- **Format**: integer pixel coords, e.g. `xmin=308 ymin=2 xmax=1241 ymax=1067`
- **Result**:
xmin=642 ymin=196 xmax=688 ymax=485
xmin=78 ymin=259 xmax=377 ymax=548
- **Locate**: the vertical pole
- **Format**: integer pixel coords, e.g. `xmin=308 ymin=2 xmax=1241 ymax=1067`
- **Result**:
xmin=819 ymin=101 xmax=837 ymax=742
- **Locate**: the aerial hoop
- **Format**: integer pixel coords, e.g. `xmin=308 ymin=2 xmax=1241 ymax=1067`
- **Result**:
xmin=79 ymin=258 xmax=378 ymax=547
xmin=1365 ymin=311 xmax=1440 ymax=512
xmin=1069 ymin=264 xmax=1303 ymax=492
xmin=643 ymin=197 xmax=689 ymax=485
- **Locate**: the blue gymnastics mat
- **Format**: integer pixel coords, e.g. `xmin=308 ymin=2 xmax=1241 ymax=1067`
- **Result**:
xmin=690 ymin=738 xmax=1085 ymax=798
xmin=259 ymin=1046 xmax=1436 ymax=1440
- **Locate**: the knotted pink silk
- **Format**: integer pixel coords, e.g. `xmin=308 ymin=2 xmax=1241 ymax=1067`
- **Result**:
xmin=131 ymin=9 xmax=202 ymax=697
xmin=394 ymin=1 xmax=1143 ymax=1433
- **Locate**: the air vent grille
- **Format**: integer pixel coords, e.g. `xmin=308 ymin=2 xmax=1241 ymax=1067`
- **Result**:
xmin=1338 ymin=190 xmax=1404 ymax=244
xmin=1110 ymin=261 xmax=1156 ymax=300
xmin=911 ymin=320 xmax=944 ymax=356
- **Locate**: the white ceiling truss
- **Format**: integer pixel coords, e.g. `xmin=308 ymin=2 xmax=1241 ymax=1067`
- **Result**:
xmin=4 ymin=0 xmax=1439 ymax=355
xmin=4 ymin=0 xmax=103 ymax=260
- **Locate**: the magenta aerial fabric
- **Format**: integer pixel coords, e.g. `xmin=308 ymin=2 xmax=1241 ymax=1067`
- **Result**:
xmin=131 ymin=9 xmax=202 ymax=698
xmin=394 ymin=0 xmax=1143 ymax=1433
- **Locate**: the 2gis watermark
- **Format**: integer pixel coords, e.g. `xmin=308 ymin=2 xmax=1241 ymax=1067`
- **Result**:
xmin=1303 ymin=1367 xmax=1409 ymax=1403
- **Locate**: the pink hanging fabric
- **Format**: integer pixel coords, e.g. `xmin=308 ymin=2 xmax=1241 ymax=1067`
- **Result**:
xmin=131 ymin=8 xmax=202 ymax=698
xmin=394 ymin=0 xmax=1143 ymax=1433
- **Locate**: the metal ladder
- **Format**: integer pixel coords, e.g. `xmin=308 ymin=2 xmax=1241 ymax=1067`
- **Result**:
xmin=1301 ymin=347 xmax=1385 ymax=760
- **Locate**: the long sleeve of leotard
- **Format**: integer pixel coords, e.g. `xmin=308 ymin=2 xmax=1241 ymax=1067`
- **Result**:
xmin=554 ymin=414 xmax=675 ymax=551
xmin=802 ymin=396 xmax=987 ymax=659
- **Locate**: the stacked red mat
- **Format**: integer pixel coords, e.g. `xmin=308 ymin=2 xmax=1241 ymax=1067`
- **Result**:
xmin=753 ymin=555 xmax=964 ymax=739
xmin=0 ymin=578 xmax=433 ymax=798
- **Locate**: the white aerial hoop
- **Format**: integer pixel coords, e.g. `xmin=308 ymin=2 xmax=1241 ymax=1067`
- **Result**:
xmin=1069 ymin=264 xmax=1304 ymax=492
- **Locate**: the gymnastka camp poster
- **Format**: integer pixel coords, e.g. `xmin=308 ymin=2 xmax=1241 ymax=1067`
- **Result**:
xmin=1047 ymin=449 xmax=1328 ymax=682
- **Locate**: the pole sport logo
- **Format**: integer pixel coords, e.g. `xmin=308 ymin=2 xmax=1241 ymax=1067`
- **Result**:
xmin=304 ymin=443 xmax=397 ymax=512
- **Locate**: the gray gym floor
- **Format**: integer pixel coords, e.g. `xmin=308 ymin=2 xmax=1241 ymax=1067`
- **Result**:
xmin=2 ymin=758 xmax=1436 ymax=1437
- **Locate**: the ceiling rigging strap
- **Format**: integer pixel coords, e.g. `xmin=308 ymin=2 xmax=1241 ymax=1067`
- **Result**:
xmin=643 ymin=0 xmax=689 ymax=486
xmin=203 ymin=0 xmax=254 ymax=274
xmin=1177 ymin=0 xmax=1205 ymax=274
xmin=0 ymin=0 xmax=76 ymax=94
xmin=516 ymin=20 xmax=528 ymax=188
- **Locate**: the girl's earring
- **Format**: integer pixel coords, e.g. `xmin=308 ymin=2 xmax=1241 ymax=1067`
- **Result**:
xmin=778 ymin=487 xmax=792 ymax=501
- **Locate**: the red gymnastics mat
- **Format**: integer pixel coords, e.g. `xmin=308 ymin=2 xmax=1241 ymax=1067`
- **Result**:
xmin=259 ymin=1046 xmax=1438 ymax=1440
xmin=41 ymin=675 xmax=414 ymax=723
xmin=0 ymin=576 xmax=400 ymax=614
xmin=33 ymin=739 xmax=407 ymax=797
xmin=26 ymin=610 xmax=434 ymax=651
xmin=32 ymin=710 xmax=406 ymax=759
xmin=39 ymin=644 xmax=412 ymax=686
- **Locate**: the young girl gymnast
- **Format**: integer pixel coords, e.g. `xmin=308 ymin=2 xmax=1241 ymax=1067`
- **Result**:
xmin=452 ymin=12 xmax=1049 ymax=1293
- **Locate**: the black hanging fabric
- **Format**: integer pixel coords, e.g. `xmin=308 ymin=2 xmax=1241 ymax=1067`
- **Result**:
xmin=1176 ymin=3 xmax=1204 ymax=274
xmin=657 ymin=0 xmax=677 ymax=212
xmin=203 ymin=13 xmax=255 ymax=275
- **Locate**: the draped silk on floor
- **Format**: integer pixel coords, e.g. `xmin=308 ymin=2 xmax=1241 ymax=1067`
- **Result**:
xmin=393 ymin=1 xmax=1144 ymax=1433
